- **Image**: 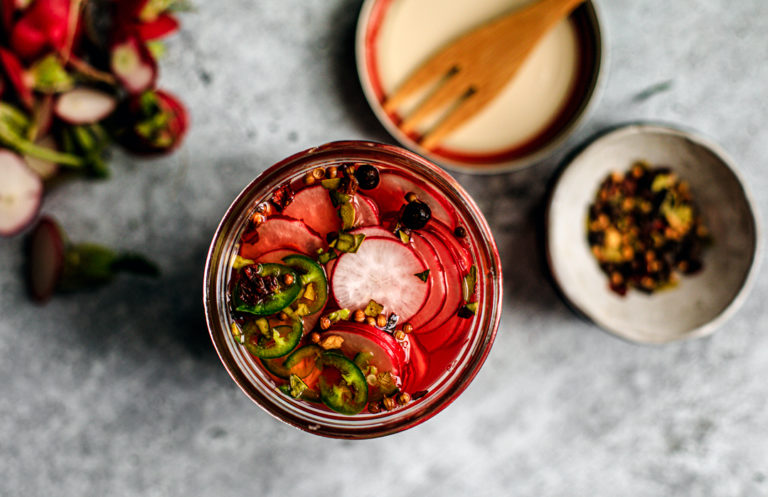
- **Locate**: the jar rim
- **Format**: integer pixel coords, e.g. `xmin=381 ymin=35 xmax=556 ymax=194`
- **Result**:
xmin=203 ymin=140 xmax=503 ymax=438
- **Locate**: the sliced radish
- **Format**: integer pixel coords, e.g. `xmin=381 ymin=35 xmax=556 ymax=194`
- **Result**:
xmin=414 ymin=229 xmax=464 ymax=334
xmin=254 ymin=248 xmax=301 ymax=264
xmin=26 ymin=216 xmax=65 ymax=301
xmin=349 ymin=225 xmax=396 ymax=240
xmin=354 ymin=194 xmax=380 ymax=227
xmin=239 ymin=217 xmax=325 ymax=260
xmin=412 ymin=313 xmax=464 ymax=353
xmin=325 ymin=321 xmax=406 ymax=377
xmin=365 ymin=172 xmax=456 ymax=228
xmin=424 ymin=219 xmax=472 ymax=273
xmin=54 ymin=87 xmax=116 ymax=124
xmin=31 ymin=94 xmax=54 ymax=139
xmin=110 ymin=36 xmax=157 ymax=94
xmin=24 ymin=135 xmax=60 ymax=179
xmin=282 ymin=185 xmax=339 ymax=237
xmin=0 ymin=47 xmax=33 ymax=108
xmin=403 ymin=337 xmax=430 ymax=392
xmin=0 ymin=150 xmax=43 ymax=237
xmin=407 ymin=232 xmax=447 ymax=330
xmin=331 ymin=237 xmax=428 ymax=322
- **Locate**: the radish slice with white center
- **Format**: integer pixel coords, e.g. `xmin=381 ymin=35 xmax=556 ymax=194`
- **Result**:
xmin=55 ymin=88 xmax=117 ymax=124
xmin=26 ymin=216 xmax=65 ymax=301
xmin=110 ymin=36 xmax=157 ymax=94
xmin=0 ymin=150 xmax=42 ymax=236
xmin=331 ymin=237 xmax=428 ymax=322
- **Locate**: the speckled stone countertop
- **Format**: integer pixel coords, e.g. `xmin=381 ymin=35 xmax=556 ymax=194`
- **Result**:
xmin=2 ymin=1 xmax=767 ymax=495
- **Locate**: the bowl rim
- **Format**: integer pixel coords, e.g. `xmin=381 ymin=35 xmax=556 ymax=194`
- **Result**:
xmin=544 ymin=122 xmax=763 ymax=344
xmin=354 ymin=0 xmax=608 ymax=175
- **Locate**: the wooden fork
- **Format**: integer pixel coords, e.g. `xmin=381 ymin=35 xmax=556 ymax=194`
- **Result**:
xmin=383 ymin=0 xmax=586 ymax=150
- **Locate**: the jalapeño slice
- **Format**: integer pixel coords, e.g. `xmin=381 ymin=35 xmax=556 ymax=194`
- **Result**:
xmin=282 ymin=254 xmax=328 ymax=315
xmin=261 ymin=357 xmax=291 ymax=379
xmin=242 ymin=318 xmax=302 ymax=359
xmin=234 ymin=263 xmax=301 ymax=316
xmin=318 ymin=352 xmax=368 ymax=415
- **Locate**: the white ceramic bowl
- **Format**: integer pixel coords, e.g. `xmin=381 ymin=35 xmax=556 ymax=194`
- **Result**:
xmin=355 ymin=0 xmax=605 ymax=174
xmin=546 ymin=124 xmax=761 ymax=344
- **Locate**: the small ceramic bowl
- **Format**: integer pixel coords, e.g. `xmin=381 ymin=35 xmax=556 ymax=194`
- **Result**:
xmin=546 ymin=124 xmax=761 ymax=344
xmin=356 ymin=0 xmax=605 ymax=174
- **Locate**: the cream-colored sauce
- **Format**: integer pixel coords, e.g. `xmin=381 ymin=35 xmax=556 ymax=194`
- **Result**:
xmin=377 ymin=0 xmax=579 ymax=152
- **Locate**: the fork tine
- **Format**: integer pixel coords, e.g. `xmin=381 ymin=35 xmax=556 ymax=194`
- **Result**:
xmin=399 ymin=74 xmax=471 ymax=134
xmin=382 ymin=51 xmax=458 ymax=114
xmin=420 ymin=87 xmax=499 ymax=150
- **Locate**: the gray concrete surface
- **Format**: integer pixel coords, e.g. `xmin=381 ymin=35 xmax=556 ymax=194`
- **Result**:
xmin=2 ymin=0 xmax=767 ymax=495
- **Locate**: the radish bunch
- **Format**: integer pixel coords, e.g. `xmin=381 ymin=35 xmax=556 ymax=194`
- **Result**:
xmin=0 ymin=0 xmax=189 ymax=237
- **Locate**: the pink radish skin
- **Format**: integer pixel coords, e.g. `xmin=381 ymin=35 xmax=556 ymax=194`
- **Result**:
xmin=354 ymin=194 xmax=380 ymax=227
xmin=26 ymin=216 xmax=65 ymax=301
xmin=350 ymin=225 xmax=396 ymax=240
xmin=424 ymin=219 xmax=472 ymax=273
xmin=135 ymin=14 xmax=179 ymax=40
xmin=239 ymin=217 xmax=325 ymax=260
xmin=0 ymin=150 xmax=43 ymax=237
xmin=110 ymin=36 xmax=157 ymax=94
xmin=55 ymin=88 xmax=117 ymax=124
xmin=331 ymin=236 xmax=428 ymax=322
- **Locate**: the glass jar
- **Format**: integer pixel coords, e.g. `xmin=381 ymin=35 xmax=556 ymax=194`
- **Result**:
xmin=203 ymin=141 xmax=502 ymax=438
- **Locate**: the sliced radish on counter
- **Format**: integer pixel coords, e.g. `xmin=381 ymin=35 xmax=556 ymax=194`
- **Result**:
xmin=0 ymin=150 xmax=43 ymax=236
xmin=365 ymin=172 xmax=456 ymax=228
xmin=110 ymin=36 xmax=157 ymax=94
xmin=25 ymin=216 xmax=65 ymax=301
xmin=282 ymin=185 xmax=339 ymax=236
xmin=54 ymin=88 xmax=116 ymax=124
xmin=325 ymin=321 xmax=406 ymax=377
xmin=239 ymin=217 xmax=325 ymax=260
xmin=331 ymin=237 xmax=428 ymax=322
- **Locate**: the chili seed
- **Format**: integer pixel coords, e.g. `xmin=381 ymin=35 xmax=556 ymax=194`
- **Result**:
xmin=320 ymin=317 xmax=331 ymax=330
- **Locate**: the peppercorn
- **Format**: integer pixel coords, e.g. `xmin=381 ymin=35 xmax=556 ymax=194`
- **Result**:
xmin=368 ymin=402 xmax=381 ymax=414
xmin=353 ymin=309 xmax=365 ymax=323
xmin=382 ymin=397 xmax=396 ymax=411
xmin=312 ymin=167 xmax=325 ymax=180
xmin=279 ymin=311 xmax=288 ymax=321
xmin=327 ymin=166 xmax=338 ymax=179
xmin=310 ymin=332 xmax=321 ymax=344
xmin=304 ymin=173 xmax=316 ymax=185
xmin=376 ymin=314 xmax=387 ymax=328
xmin=251 ymin=212 xmax=266 ymax=226
xmin=454 ymin=226 xmax=467 ymax=238
xmin=365 ymin=316 xmax=376 ymax=327
xmin=404 ymin=192 xmax=418 ymax=203
xmin=320 ymin=316 xmax=332 ymax=330
xmin=354 ymin=164 xmax=380 ymax=190
xmin=396 ymin=392 xmax=411 ymax=405
xmin=283 ymin=273 xmax=294 ymax=286
xmin=403 ymin=322 xmax=413 ymax=334
xmin=394 ymin=330 xmax=406 ymax=341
